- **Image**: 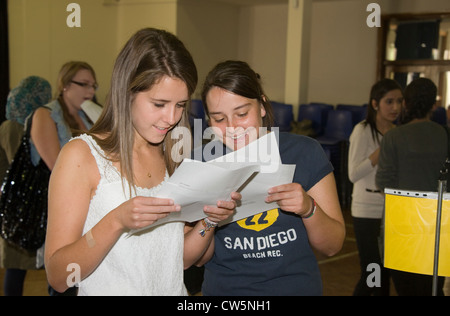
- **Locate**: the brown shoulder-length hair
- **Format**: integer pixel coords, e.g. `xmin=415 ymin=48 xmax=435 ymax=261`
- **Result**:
xmin=55 ymin=61 xmax=97 ymax=134
xmin=201 ymin=60 xmax=274 ymax=129
xmin=89 ymin=28 xmax=198 ymax=191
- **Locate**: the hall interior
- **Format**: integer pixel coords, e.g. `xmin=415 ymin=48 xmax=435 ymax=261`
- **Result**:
xmin=2 ymin=0 xmax=450 ymax=296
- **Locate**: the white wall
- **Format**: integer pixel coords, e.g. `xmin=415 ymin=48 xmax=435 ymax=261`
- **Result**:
xmin=308 ymin=0 xmax=450 ymax=106
xmin=8 ymin=0 xmax=290 ymax=105
xmin=9 ymin=0 xmax=450 ymax=110
xmin=117 ymin=0 xmax=178 ymax=51
xmin=177 ymin=1 xmax=289 ymax=101
xmin=8 ymin=0 xmax=118 ymax=104
xmin=8 ymin=0 xmax=179 ymax=105
xmin=308 ymin=0 xmax=380 ymax=106
xmin=237 ymin=4 xmax=288 ymax=102
xmin=177 ymin=0 xmax=240 ymax=99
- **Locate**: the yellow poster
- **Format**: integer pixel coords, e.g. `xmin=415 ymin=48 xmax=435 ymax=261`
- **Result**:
xmin=384 ymin=189 xmax=450 ymax=277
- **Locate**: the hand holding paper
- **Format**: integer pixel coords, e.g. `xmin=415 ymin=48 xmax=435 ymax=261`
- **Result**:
xmin=129 ymin=132 xmax=296 ymax=234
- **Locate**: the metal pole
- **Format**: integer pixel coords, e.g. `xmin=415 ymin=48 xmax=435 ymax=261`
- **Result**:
xmin=432 ymin=158 xmax=449 ymax=296
xmin=432 ymin=179 xmax=445 ymax=296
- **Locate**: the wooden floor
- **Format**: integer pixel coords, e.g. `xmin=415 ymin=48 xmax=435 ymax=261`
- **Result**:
xmin=0 ymin=210 xmax=447 ymax=296
xmin=0 ymin=268 xmax=48 ymax=296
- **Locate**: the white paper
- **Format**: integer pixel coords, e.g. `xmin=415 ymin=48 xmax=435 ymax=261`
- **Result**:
xmin=129 ymin=160 xmax=260 ymax=234
xmin=129 ymin=132 xmax=296 ymax=234
xmin=208 ymin=132 xmax=295 ymax=226
xmin=209 ymin=132 xmax=282 ymax=173
xmin=81 ymin=100 xmax=103 ymax=123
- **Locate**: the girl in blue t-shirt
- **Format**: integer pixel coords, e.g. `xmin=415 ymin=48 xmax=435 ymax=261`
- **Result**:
xmin=195 ymin=60 xmax=345 ymax=296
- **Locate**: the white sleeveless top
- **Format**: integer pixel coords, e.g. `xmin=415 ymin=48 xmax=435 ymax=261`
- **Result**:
xmin=73 ymin=134 xmax=187 ymax=296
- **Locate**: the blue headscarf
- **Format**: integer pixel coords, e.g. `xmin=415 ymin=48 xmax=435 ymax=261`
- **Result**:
xmin=6 ymin=76 xmax=52 ymax=125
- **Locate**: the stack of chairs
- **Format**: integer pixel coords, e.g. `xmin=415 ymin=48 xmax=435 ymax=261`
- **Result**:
xmin=308 ymin=102 xmax=334 ymax=129
xmin=271 ymin=101 xmax=294 ymax=132
xmin=336 ymin=104 xmax=368 ymax=127
xmin=297 ymin=102 xmax=367 ymax=208
xmin=194 ymin=98 xmax=369 ymax=208
xmin=315 ymin=109 xmax=354 ymax=208
xmin=297 ymin=104 xmax=324 ymax=136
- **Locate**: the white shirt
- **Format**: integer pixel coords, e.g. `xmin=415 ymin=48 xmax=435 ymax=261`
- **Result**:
xmin=348 ymin=122 xmax=385 ymax=219
xmin=74 ymin=134 xmax=187 ymax=296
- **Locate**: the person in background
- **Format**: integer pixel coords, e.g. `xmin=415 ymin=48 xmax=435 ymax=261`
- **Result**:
xmin=28 ymin=61 xmax=98 ymax=296
xmin=348 ymin=79 xmax=402 ymax=296
xmin=376 ymin=77 xmax=447 ymax=296
xmin=195 ymin=60 xmax=345 ymax=296
xmin=44 ymin=28 xmax=239 ymax=296
xmin=30 ymin=61 xmax=98 ymax=171
xmin=0 ymin=76 xmax=52 ymax=296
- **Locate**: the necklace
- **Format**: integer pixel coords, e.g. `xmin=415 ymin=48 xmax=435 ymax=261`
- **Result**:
xmin=147 ymin=172 xmax=152 ymax=178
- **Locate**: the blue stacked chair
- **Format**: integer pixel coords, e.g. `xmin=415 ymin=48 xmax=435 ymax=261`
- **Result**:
xmin=189 ymin=99 xmax=208 ymax=136
xmin=309 ymin=102 xmax=334 ymax=126
xmin=298 ymin=104 xmax=324 ymax=136
xmin=271 ymin=101 xmax=294 ymax=132
xmin=431 ymin=106 xmax=447 ymax=126
xmin=336 ymin=104 xmax=368 ymax=127
xmin=316 ymin=109 xmax=353 ymax=208
xmin=317 ymin=109 xmax=353 ymax=145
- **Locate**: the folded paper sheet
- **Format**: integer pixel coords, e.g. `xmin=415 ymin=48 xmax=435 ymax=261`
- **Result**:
xmin=130 ymin=132 xmax=295 ymax=234
xmin=384 ymin=189 xmax=450 ymax=277
xmin=81 ymin=100 xmax=103 ymax=123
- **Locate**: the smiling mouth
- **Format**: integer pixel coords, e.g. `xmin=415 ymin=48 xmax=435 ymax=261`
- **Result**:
xmin=231 ymin=133 xmax=247 ymax=140
xmin=154 ymin=125 xmax=175 ymax=135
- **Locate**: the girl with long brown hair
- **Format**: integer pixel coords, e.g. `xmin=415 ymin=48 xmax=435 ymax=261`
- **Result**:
xmin=44 ymin=28 xmax=238 ymax=296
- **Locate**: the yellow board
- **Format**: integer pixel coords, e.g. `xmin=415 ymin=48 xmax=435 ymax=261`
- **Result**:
xmin=384 ymin=189 xmax=450 ymax=277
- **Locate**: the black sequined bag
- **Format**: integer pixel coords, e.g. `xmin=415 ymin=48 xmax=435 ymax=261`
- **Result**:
xmin=0 ymin=111 xmax=50 ymax=252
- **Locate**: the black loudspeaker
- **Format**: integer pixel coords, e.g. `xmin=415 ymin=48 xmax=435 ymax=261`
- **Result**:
xmin=395 ymin=21 xmax=440 ymax=60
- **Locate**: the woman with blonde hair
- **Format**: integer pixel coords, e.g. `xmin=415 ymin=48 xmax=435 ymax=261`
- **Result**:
xmin=44 ymin=28 xmax=239 ymax=296
xmin=31 ymin=61 xmax=98 ymax=171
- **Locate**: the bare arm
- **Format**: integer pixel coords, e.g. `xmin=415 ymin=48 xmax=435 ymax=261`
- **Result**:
xmin=266 ymin=172 xmax=345 ymax=257
xmin=45 ymin=140 xmax=180 ymax=292
xmin=30 ymin=107 xmax=61 ymax=170
xmin=183 ymin=193 xmax=241 ymax=269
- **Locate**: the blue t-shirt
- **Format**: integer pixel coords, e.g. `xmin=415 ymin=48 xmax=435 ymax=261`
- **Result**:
xmin=197 ymin=132 xmax=334 ymax=296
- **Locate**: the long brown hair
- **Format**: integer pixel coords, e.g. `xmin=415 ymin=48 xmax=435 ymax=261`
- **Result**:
xmin=89 ymin=28 xmax=198 ymax=192
xmin=365 ymin=78 xmax=402 ymax=144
